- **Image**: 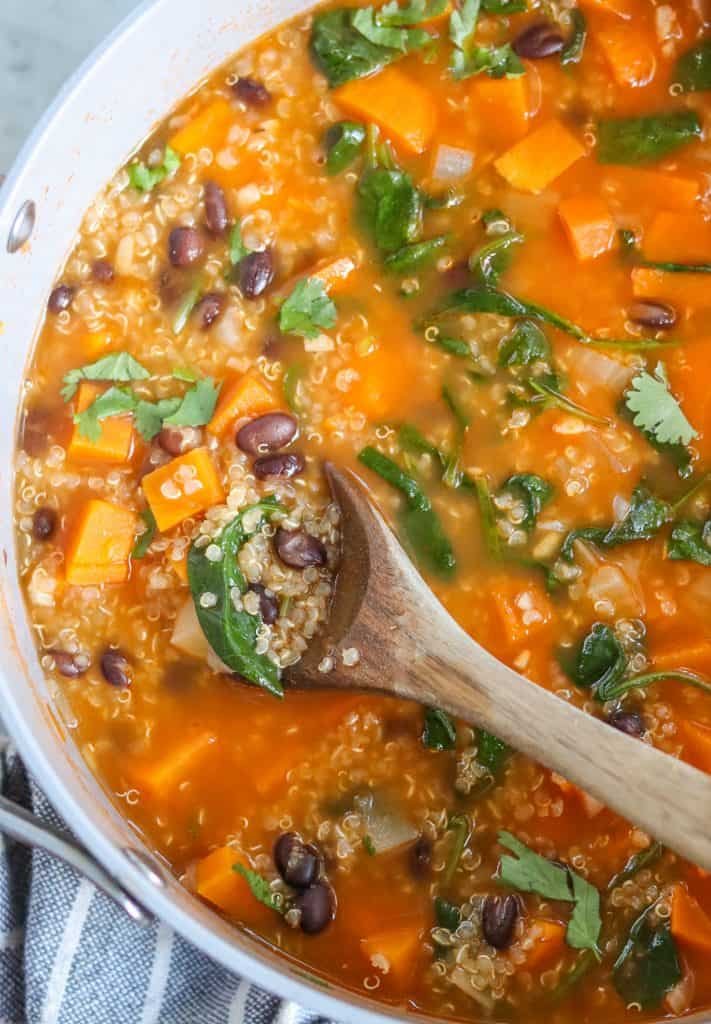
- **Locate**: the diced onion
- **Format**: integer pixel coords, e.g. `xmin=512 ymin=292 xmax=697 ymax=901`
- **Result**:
xmin=568 ymin=346 xmax=635 ymax=395
xmin=171 ymin=597 xmax=209 ymax=659
xmin=432 ymin=144 xmax=474 ymax=182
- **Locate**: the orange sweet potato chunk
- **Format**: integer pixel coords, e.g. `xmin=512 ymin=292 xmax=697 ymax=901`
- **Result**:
xmin=678 ymin=719 xmax=711 ymax=773
xmin=631 ymin=268 xmax=711 ymax=310
xmin=612 ymin=168 xmax=700 ymax=212
xmin=208 ymin=372 xmax=277 ymax=437
xmin=494 ymin=120 xmax=585 ymax=194
xmin=471 ymin=74 xmax=530 ymax=147
xmin=671 ymin=884 xmax=711 ymax=954
xmin=360 ymin=920 xmax=425 ymax=986
xmin=169 ymin=98 xmax=236 ymax=157
xmin=334 ymin=66 xmax=438 ymax=155
xmin=490 ymin=578 xmax=554 ymax=650
xmin=196 ymin=845 xmax=274 ymax=925
xmin=141 ymin=448 xmax=225 ymax=531
xmin=595 ymin=24 xmax=657 ymax=88
xmin=65 ymin=499 xmax=138 ymax=586
xmin=136 ymin=730 xmax=216 ymax=798
xmin=558 ymin=196 xmax=616 ymax=262
xmin=67 ymin=381 xmax=134 ymax=465
xmin=645 ymin=211 xmax=711 ymax=264
xmin=522 ymin=919 xmax=567 ymax=971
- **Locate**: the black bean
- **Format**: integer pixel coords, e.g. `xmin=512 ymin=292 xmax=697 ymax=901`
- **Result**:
xmin=233 ymin=76 xmax=272 ymax=107
xmin=410 ymin=835 xmax=433 ymax=879
xmin=168 ymin=227 xmax=204 ymax=268
xmin=274 ymin=832 xmax=321 ymax=888
xmin=248 ymin=583 xmax=279 ymax=625
xmin=482 ymin=894 xmax=519 ymax=950
xmin=48 ymin=284 xmax=74 ymax=314
xmin=195 ymin=292 xmax=225 ymax=329
xmin=236 ymin=412 xmax=298 ymax=454
xmin=254 ymin=453 xmax=305 ymax=480
xmin=204 ymin=181 xmax=229 ymax=236
xmin=32 ymin=507 xmax=57 ymax=541
xmin=275 ymin=529 xmax=328 ymax=569
xmin=51 ymin=650 xmax=88 ymax=679
xmin=157 ymin=425 xmax=204 ymax=456
xmin=628 ymin=300 xmax=677 ymax=330
xmin=21 ymin=406 xmax=53 ymax=456
xmin=92 ymin=259 xmax=115 ymax=283
xmin=607 ymin=709 xmax=645 ymax=737
xmin=513 ymin=22 xmax=565 ymax=59
xmin=100 ymin=648 xmax=132 ymax=688
xmin=295 ymin=881 xmax=335 ymax=934
xmin=239 ymin=249 xmax=275 ymax=299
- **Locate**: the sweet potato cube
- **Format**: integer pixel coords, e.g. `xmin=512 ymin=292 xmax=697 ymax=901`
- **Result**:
xmin=196 ymin=845 xmax=274 ymax=924
xmin=65 ymin=499 xmax=138 ymax=586
xmin=169 ymin=98 xmax=236 ymax=157
xmin=334 ymin=66 xmax=437 ymax=155
xmin=595 ymin=25 xmax=657 ymax=88
xmin=558 ymin=196 xmax=616 ymax=262
xmin=471 ymin=74 xmax=529 ymax=146
xmin=142 ymin=448 xmax=224 ymax=531
xmin=671 ymin=884 xmax=711 ymax=954
xmin=490 ymin=579 xmax=554 ymax=650
xmin=310 ymin=255 xmax=358 ymax=294
xmin=208 ymin=371 xmax=277 ymax=437
xmin=136 ymin=730 xmax=216 ymax=798
xmin=67 ymin=381 xmax=134 ymax=465
xmin=360 ymin=921 xmax=424 ymax=985
xmin=631 ymin=268 xmax=711 ymax=310
xmin=495 ymin=120 xmax=585 ymax=193
xmin=522 ymin=919 xmax=567 ymax=970
xmin=678 ymin=719 xmax=711 ymax=774
xmin=645 ymin=211 xmax=711 ymax=264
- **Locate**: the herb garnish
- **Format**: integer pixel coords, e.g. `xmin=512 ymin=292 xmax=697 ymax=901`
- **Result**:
xmin=668 ymin=519 xmax=711 ymax=566
xmin=279 ymin=278 xmax=337 ymax=338
xmin=422 ymin=707 xmax=457 ymax=750
xmin=625 ymin=363 xmax=697 ymax=447
xmin=234 ymin=864 xmax=284 ymax=912
xmin=497 ymin=831 xmax=602 ymax=956
xmin=132 ymin=507 xmax=158 ymax=560
xmin=560 ymin=9 xmax=587 ymax=67
xmin=73 ymin=386 xmax=137 ymax=443
xmin=127 ymin=146 xmax=180 ymax=192
xmin=61 ymin=353 xmax=151 ymax=401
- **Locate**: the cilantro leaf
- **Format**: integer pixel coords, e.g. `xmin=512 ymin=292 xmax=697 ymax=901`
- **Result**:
xmin=453 ymin=42 xmax=524 ymax=79
xmin=61 ymin=352 xmax=151 ymax=402
xmin=132 ymin=507 xmax=157 ymax=560
xmin=229 ymin=222 xmax=250 ymax=265
xmin=279 ymin=278 xmax=337 ymax=338
xmin=74 ymin=386 xmax=137 ymax=443
xmin=497 ymin=831 xmax=602 ymax=955
xmin=422 ymin=707 xmax=457 ymax=750
xmin=449 ymin=0 xmax=480 ymax=51
xmin=172 ymin=366 xmax=199 ymax=383
xmin=625 ymin=362 xmax=697 ymax=446
xmin=233 ymin=864 xmax=283 ymax=913
xmin=134 ymin=397 xmax=182 ymax=441
xmin=127 ymin=146 xmax=180 ymax=193
xmin=352 ymin=6 xmax=429 ymax=50
xmin=162 ymin=378 xmax=221 ymax=428
xmin=668 ymin=519 xmax=711 ymax=566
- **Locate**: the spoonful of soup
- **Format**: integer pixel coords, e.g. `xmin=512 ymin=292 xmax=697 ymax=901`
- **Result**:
xmin=289 ymin=463 xmax=711 ymax=871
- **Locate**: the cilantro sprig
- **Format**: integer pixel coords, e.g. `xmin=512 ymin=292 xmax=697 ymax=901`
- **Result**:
xmin=127 ymin=146 xmax=180 ymax=193
xmin=625 ymin=362 xmax=697 ymax=447
xmin=61 ymin=353 xmax=151 ymax=402
xmin=234 ymin=864 xmax=284 ymax=913
xmin=279 ymin=278 xmax=337 ymax=338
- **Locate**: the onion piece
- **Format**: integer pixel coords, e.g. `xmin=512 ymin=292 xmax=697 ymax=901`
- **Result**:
xmin=354 ymin=791 xmax=418 ymax=854
xmin=171 ymin=597 xmax=209 ymax=659
xmin=432 ymin=144 xmax=474 ymax=182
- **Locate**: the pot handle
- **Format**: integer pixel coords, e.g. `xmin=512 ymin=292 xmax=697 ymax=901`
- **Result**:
xmin=0 ymin=795 xmax=152 ymax=925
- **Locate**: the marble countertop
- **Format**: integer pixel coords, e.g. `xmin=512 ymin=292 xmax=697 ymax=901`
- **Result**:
xmin=1 ymin=0 xmax=140 ymax=170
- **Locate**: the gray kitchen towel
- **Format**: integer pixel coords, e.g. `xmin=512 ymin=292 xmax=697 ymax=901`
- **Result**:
xmin=0 ymin=742 xmax=336 ymax=1024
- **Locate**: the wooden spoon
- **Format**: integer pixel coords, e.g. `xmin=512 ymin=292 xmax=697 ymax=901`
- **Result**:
xmin=290 ymin=463 xmax=711 ymax=869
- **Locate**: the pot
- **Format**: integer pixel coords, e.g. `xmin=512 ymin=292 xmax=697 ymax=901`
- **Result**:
xmin=0 ymin=3 xmax=708 ymax=1023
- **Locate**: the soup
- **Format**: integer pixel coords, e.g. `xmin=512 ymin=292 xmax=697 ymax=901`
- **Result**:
xmin=15 ymin=0 xmax=711 ymax=1019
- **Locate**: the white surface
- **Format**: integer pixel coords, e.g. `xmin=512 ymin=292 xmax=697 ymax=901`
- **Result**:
xmin=0 ymin=0 xmax=140 ymax=169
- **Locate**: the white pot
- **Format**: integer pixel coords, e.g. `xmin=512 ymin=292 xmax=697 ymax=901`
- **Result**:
xmin=0 ymin=2 xmax=403 ymax=1019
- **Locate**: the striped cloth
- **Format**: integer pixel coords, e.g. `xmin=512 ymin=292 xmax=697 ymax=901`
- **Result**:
xmin=0 ymin=742 xmax=336 ymax=1024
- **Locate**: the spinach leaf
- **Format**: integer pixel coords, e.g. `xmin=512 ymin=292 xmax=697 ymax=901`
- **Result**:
xmin=498 ymin=831 xmax=602 ymax=955
xmin=474 ymin=475 xmax=502 ymax=558
xmin=228 ymin=222 xmax=250 ymax=266
xmin=132 ymin=507 xmax=158 ymax=560
xmin=358 ymin=167 xmax=423 ymax=253
xmin=283 ymin=363 xmax=306 ymax=413
xmin=625 ymin=363 xmax=697 ymax=447
xmin=187 ymin=500 xmax=286 ymax=696
xmin=363 ymin=834 xmax=377 ymax=856
xmin=162 ymin=377 xmax=220 ymax=428
xmin=668 ymin=519 xmax=711 ymax=566
xmin=310 ymin=9 xmax=399 ymax=85
xmin=234 ymin=864 xmax=283 ymax=913
xmin=475 ymin=728 xmax=510 ymax=776
xmin=384 ymin=235 xmax=449 ymax=273
xmin=470 ymin=231 xmax=524 ymax=286
xmin=358 ymin=446 xmax=457 ymax=577
xmin=498 ymin=320 xmax=550 ymax=367
xmin=279 ymin=278 xmax=337 ymax=338
xmin=559 ymin=623 xmax=627 ymax=692
xmin=674 ymin=38 xmax=711 ymax=93
xmin=351 ymin=6 xmax=430 ymax=51
xmin=597 ymin=111 xmax=702 ymax=165
xmin=74 ymin=386 xmax=137 ymax=443
xmin=561 ymin=486 xmax=672 ymax=560
xmin=481 ymin=0 xmax=525 ymax=10
xmin=497 ymin=474 xmax=553 ymax=531
xmin=61 ymin=352 xmax=151 ymax=402
xmin=128 ymin=146 xmax=180 ymax=192
xmin=325 ymin=121 xmax=366 ymax=175
xmin=561 ymin=8 xmax=587 ymax=67
xmin=607 ymin=842 xmax=663 ymax=892
xmin=613 ymin=903 xmax=681 ymax=1009
xmin=423 ymin=707 xmax=457 ymax=750
xmin=378 ymin=0 xmax=448 ymax=24
xmin=434 ymin=896 xmax=461 ymax=930
xmin=443 ymin=813 xmax=470 ymax=885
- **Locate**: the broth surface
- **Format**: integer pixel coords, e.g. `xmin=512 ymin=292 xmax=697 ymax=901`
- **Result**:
xmin=15 ymin=1 xmax=711 ymax=1019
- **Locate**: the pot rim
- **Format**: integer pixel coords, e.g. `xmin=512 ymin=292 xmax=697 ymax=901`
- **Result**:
xmin=0 ymin=2 xmax=408 ymax=1021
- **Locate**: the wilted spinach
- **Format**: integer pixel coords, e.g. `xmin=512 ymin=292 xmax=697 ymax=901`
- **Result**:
xmin=613 ymin=903 xmax=681 ymax=1009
